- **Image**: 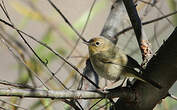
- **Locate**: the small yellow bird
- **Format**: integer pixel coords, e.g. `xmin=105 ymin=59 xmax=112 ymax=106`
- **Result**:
xmin=86 ymin=37 xmax=161 ymax=89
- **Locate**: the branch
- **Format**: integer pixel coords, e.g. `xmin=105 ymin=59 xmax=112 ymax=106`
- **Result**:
xmin=116 ymin=10 xmax=177 ymax=37
xmin=101 ymin=0 xmax=125 ymax=44
xmin=0 ymin=99 xmax=27 ymax=110
xmin=47 ymin=0 xmax=88 ymax=43
xmin=0 ymin=87 xmax=134 ymax=99
xmin=0 ymin=17 xmax=99 ymax=90
xmin=122 ymin=0 xmax=142 ymax=45
xmin=122 ymin=0 xmax=152 ymax=64
xmin=113 ymin=27 xmax=177 ymax=110
xmin=0 ymin=79 xmax=33 ymax=89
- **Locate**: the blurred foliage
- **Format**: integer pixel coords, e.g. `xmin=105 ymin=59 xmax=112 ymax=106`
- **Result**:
xmin=10 ymin=1 xmax=43 ymax=20
xmin=167 ymin=0 xmax=177 ymax=26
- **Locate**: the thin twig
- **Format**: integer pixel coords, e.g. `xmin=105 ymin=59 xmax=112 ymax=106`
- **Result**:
xmin=89 ymin=98 xmax=103 ymax=110
xmin=0 ymin=79 xmax=33 ymax=89
xmin=139 ymin=0 xmax=174 ymax=27
xmin=52 ymin=1 xmax=97 ymax=108
xmin=0 ymin=1 xmax=71 ymax=90
xmin=168 ymin=94 xmax=177 ymax=101
xmin=44 ymin=0 xmax=96 ymax=88
xmin=0 ymin=33 xmax=49 ymax=90
xmin=115 ymin=10 xmax=177 ymax=37
xmin=0 ymin=1 xmax=50 ymax=89
xmin=62 ymin=99 xmax=81 ymax=110
xmin=0 ymin=1 xmax=99 ymax=89
xmin=0 ymin=17 xmax=99 ymax=89
xmin=0 ymin=106 xmax=8 ymax=110
xmin=26 ymin=0 xmax=77 ymax=51
xmin=47 ymin=0 xmax=88 ymax=43
xmin=0 ymin=99 xmax=27 ymax=110
xmin=95 ymin=101 xmax=111 ymax=110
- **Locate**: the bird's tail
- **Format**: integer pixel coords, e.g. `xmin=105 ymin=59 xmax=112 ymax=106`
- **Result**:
xmin=136 ymin=75 xmax=162 ymax=89
xmin=125 ymin=70 xmax=162 ymax=89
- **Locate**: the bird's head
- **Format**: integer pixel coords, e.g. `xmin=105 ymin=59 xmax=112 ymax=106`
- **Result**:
xmin=85 ymin=37 xmax=114 ymax=55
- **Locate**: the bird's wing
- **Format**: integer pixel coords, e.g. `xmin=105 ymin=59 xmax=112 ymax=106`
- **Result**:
xmin=95 ymin=53 xmax=135 ymax=70
xmin=126 ymin=55 xmax=143 ymax=70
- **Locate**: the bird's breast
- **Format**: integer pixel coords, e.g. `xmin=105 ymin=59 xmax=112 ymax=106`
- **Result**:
xmin=90 ymin=57 xmax=123 ymax=81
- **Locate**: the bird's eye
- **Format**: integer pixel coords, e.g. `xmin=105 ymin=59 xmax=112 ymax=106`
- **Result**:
xmin=95 ymin=41 xmax=100 ymax=46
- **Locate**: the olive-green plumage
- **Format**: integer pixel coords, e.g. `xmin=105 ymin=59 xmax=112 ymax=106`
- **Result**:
xmin=87 ymin=37 xmax=161 ymax=89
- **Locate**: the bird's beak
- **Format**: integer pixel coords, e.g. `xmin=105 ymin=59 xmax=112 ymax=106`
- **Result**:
xmin=82 ymin=41 xmax=90 ymax=46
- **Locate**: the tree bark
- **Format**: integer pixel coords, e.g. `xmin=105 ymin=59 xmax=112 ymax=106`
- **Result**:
xmin=113 ymin=27 xmax=177 ymax=110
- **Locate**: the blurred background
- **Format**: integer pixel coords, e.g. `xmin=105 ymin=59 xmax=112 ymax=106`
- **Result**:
xmin=0 ymin=0 xmax=176 ymax=109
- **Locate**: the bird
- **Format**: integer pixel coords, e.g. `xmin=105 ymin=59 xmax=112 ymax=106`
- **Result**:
xmin=85 ymin=37 xmax=161 ymax=89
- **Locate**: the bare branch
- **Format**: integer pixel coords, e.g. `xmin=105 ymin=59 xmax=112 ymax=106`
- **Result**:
xmin=0 ymin=3 xmax=99 ymax=89
xmin=47 ymin=0 xmax=88 ymax=43
xmin=0 ymin=99 xmax=27 ymax=110
xmin=116 ymin=11 xmax=177 ymax=36
xmin=168 ymin=94 xmax=177 ymax=101
xmin=122 ymin=0 xmax=152 ymax=63
xmin=45 ymin=0 xmax=97 ymax=88
xmin=0 ymin=87 xmax=134 ymax=99
xmin=139 ymin=0 xmax=174 ymax=27
xmin=0 ymin=33 xmax=48 ymax=89
xmin=0 ymin=79 xmax=33 ymax=89
xmin=62 ymin=100 xmax=82 ymax=110
xmin=113 ymin=27 xmax=177 ymax=110
xmin=89 ymin=98 xmax=103 ymax=110
xmin=101 ymin=0 xmax=125 ymax=43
